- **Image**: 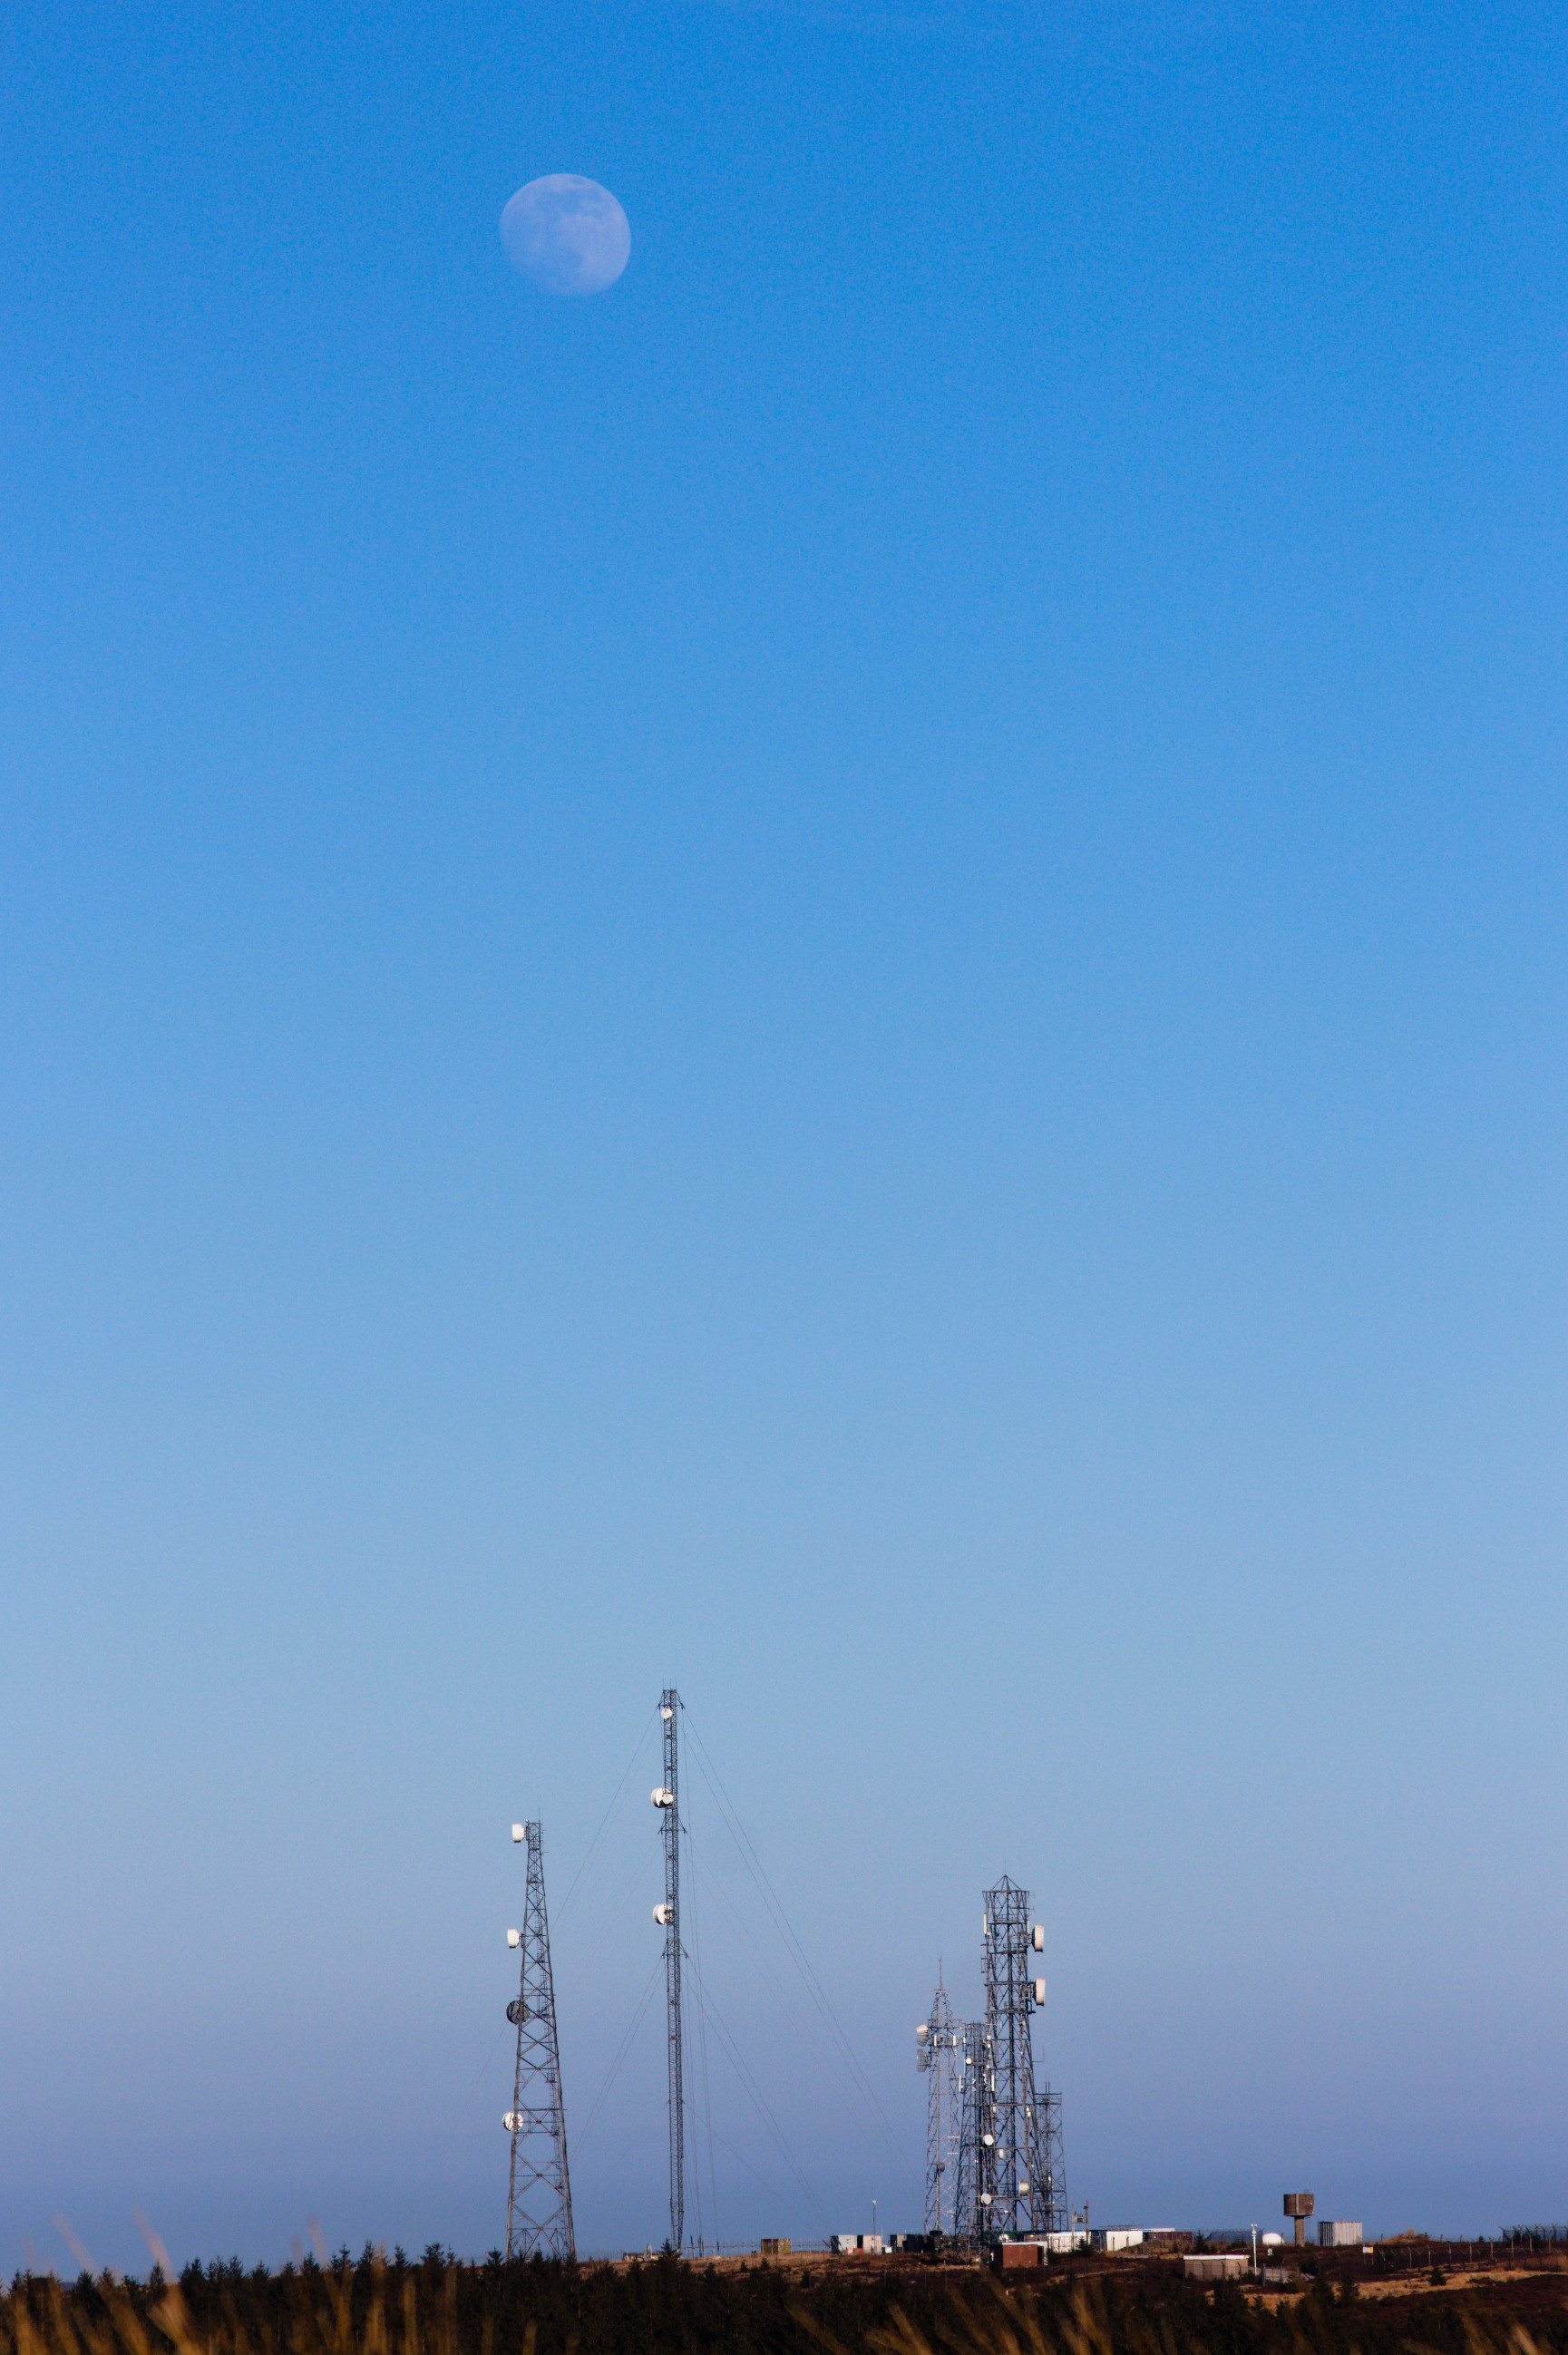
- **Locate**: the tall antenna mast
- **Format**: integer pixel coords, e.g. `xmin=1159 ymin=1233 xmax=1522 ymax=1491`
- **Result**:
xmin=503 ymin=1820 xmax=575 ymax=2259
xmin=652 ymin=1687 xmax=685 ymax=2251
xmin=982 ymin=1874 xmax=1066 ymax=2238
xmin=915 ymin=1965 xmax=963 ymax=2234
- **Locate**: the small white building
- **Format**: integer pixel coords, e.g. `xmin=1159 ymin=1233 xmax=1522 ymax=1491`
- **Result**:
xmin=1318 ymin=2221 xmax=1363 ymax=2248
xmin=831 ymin=2233 xmax=883 ymax=2255
xmin=1091 ymin=2231 xmax=1145 ymax=2253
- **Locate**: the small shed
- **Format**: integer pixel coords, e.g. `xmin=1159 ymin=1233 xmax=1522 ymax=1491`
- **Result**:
xmin=1184 ymin=2254 xmax=1251 ymax=2282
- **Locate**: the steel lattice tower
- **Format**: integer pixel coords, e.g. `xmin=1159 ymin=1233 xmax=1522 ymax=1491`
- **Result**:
xmin=653 ymin=1688 xmax=686 ymax=2252
xmin=917 ymin=1968 xmax=963 ymax=2235
xmin=952 ymin=2018 xmax=995 ymax=2240
xmin=983 ymin=1875 xmax=1067 ymax=2238
xmin=504 ymin=1821 xmax=575 ymax=2259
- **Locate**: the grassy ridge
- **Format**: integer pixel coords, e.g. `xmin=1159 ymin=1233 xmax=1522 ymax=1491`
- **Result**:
xmin=5 ymin=2251 xmax=1566 ymax=2355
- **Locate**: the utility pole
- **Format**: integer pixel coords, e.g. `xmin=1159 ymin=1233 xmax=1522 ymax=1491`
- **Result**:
xmin=916 ymin=1967 xmax=963 ymax=2235
xmin=504 ymin=1821 xmax=575 ymax=2259
xmin=652 ymin=1688 xmax=685 ymax=2252
xmin=982 ymin=1875 xmax=1066 ymax=2238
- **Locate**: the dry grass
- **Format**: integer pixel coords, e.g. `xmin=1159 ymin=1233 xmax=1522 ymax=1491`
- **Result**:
xmin=794 ymin=2272 xmax=1563 ymax=2355
xmin=5 ymin=2248 xmax=1563 ymax=2355
xmin=0 ymin=2250 xmax=458 ymax=2355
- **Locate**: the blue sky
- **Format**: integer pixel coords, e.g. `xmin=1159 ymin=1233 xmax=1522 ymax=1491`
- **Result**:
xmin=4 ymin=0 xmax=1567 ymax=2273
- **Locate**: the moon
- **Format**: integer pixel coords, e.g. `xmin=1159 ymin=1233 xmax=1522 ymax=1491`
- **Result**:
xmin=500 ymin=175 xmax=631 ymax=297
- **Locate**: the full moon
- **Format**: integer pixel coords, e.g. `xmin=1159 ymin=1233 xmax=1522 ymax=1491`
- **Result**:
xmin=500 ymin=175 xmax=631 ymax=297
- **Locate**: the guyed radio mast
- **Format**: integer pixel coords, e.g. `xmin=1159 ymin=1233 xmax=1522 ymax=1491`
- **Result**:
xmin=651 ymin=1687 xmax=685 ymax=2250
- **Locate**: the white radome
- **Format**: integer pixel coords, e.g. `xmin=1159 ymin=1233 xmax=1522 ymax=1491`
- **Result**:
xmin=500 ymin=175 xmax=631 ymax=297
xmin=507 ymin=1927 xmax=521 ymax=1948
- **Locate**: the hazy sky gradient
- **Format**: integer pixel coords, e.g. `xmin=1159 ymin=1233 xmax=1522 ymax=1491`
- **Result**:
xmin=4 ymin=0 xmax=1566 ymax=2273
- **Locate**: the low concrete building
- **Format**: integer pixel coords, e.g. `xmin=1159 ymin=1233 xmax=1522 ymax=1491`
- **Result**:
xmin=1091 ymin=2231 xmax=1145 ymax=2253
xmin=1184 ymin=2253 xmax=1251 ymax=2282
xmin=1318 ymin=2222 xmax=1362 ymax=2248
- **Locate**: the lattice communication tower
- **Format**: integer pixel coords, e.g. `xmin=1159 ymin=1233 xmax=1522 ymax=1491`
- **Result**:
xmin=652 ymin=1687 xmax=687 ymax=2251
xmin=916 ymin=1968 xmax=964 ymax=2235
xmin=982 ymin=1875 xmax=1066 ymax=2237
xmin=952 ymin=2017 xmax=995 ymax=2239
xmin=504 ymin=1820 xmax=575 ymax=2260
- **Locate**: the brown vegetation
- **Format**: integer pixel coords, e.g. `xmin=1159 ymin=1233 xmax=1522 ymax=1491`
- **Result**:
xmin=3 ymin=2243 xmax=1565 ymax=2355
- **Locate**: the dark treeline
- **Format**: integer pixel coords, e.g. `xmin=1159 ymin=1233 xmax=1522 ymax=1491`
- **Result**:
xmin=6 ymin=2252 xmax=1568 ymax=2355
